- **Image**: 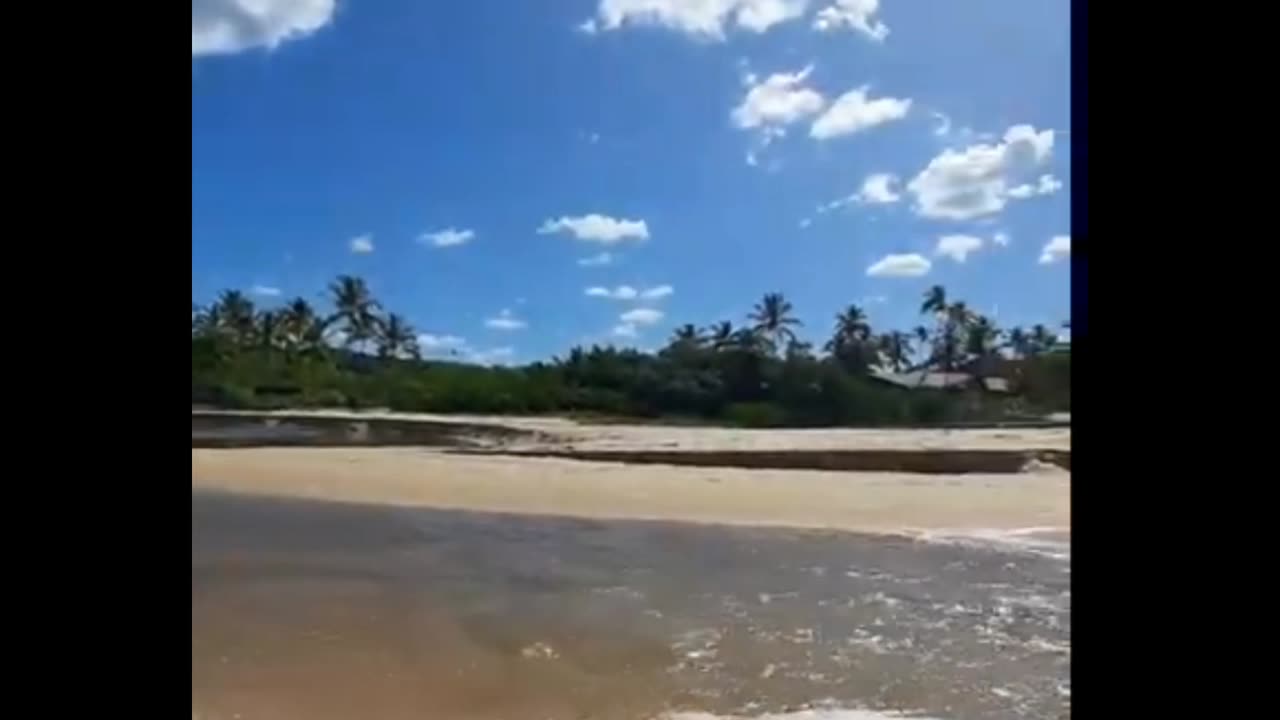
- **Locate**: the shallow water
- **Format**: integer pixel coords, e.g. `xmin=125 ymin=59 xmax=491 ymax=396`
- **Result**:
xmin=192 ymin=491 xmax=1069 ymax=720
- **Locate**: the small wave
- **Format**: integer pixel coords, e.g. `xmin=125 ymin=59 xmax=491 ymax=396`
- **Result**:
xmin=591 ymin=585 xmax=646 ymax=601
xmin=660 ymin=709 xmax=945 ymax=719
xmin=906 ymin=527 xmax=1070 ymax=562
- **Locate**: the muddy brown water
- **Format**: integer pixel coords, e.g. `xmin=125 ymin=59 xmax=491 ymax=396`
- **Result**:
xmin=192 ymin=490 xmax=1069 ymax=720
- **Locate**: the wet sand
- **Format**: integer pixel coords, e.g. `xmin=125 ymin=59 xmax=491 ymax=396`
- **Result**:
xmin=191 ymin=448 xmax=1068 ymax=536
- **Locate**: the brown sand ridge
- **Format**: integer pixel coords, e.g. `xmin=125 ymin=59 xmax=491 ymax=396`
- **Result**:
xmin=193 ymin=409 xmax=1070 ymax=472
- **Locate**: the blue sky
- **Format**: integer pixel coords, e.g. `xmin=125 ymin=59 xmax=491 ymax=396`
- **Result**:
xmin=193 ymin=0 xmax=1071 ymax=364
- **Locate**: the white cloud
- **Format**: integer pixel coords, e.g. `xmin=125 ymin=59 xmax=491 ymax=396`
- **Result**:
xmin=417 ymin=334 xmax=514 ymax=365
xmin=817 ymin=195 xmax=854 ymax=214
xmin=1038 ymin=174 xmax=1064 ymax=194
xmin=732 ymin=67 xmax=826 ymax=167
xmin=468 ymin=346 xmax=515 ymax=366
xmin=810 ymin=87 xmax=911 ymax=140
xmin=251 ymin=284 xmax=282 ymax=297
xmin=585 ymin=284 xmax=671 ymax=301
xmin=812 ymin=0 xmax=888 ymax=40
xmin=350 ymin=234 xmax=374 ymax=254
xmin=620 ymin=307 xmax=665 ymax=325
xmin=192 ymin=0 xmax=335 ymax=57
xmin=589 ymin=0 xmax=809 ymax=39
xmin=732 ymin=66 xmax=826 ymax=131
xmin=862 ymin=294 xmax=888 ymax=305
xmin=857 ymin=173 xmax=901 ymax=204
xmin=934 ymin=234 xmax=984 ymax=263
xmin=1008 ymin=174 xmax=1064 ymax=199
xmin=905 ymin=124 xmax=1056 ymax=220
xmin=866 ymin=253 xmax=932 ymax=277
xmin=578 ymin=252 xmax=615 ymax=267
xmin=1039 ymin=235 xmax=1070 ymax=265
xmin=538 ymin=214 xmax=650 ymax=244
xmin=735 ymin=0 xmax=811 ymax=32
xmin=799 ymin=217 xmax=813 ymax=229
xmin=419 ymin=227 xmax=475 ymax=248
xmin=817 ymin=172 xmax=901 ymax=214
xmin=993 ymin=231 xmax=1011 ymax=247
xmin=485 ymin=309 xmax=527 ymax=331
xmin=932 ymin=111 xmax=952 ymax=137
xmin=585 ymin=285 xmax=638 ymax=300
xmin=417 ymin=333 xmax=467 ymax=350
xmin=613 ymin=322 xmax=639 ymax=338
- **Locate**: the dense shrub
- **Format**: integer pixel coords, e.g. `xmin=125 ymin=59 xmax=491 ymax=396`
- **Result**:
xmin=192 ymin=279 xmax=1069 ymax=426
xmin=722 ymin=402 xmax=788 ymax=428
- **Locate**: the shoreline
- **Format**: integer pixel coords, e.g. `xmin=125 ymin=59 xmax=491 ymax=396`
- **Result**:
xmin=191 ymin=446 xmax=1069 ymax=539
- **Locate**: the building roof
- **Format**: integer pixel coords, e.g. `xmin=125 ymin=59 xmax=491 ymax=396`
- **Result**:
xmin=869 ymin=370 xmax=1011 ymax=394
xmin=870 ymin=370 xmax=974 ymax=390
xmin=982 ymin=377 xmax=1010 ymax=393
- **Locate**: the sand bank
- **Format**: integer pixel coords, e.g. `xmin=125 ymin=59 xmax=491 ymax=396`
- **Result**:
xmin=191 ymin=447 xmax=1069 ymax=537
xmin=195 ymin=409 xmax=1069 ymax=452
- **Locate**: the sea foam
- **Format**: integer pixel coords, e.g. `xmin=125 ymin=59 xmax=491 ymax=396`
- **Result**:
xmin=661 ymin=709 xmax=944 ymax=719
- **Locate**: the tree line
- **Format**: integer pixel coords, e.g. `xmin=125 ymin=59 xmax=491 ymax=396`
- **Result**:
xmin=192 ymin=275 xmax=1070 ymax=426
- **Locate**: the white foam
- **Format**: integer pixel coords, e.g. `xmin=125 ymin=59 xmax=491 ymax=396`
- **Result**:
xmin=907 ymin=527 xmax=1071 ymax=562
xmin=660 ymin=710 xmax=945 ymax=720
xmin=1026 ymin=636 xmax=1071 ymax=655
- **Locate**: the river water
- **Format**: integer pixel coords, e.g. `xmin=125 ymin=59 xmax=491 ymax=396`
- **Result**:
xmin=192 ymin=490 xmax=1069 ymax=720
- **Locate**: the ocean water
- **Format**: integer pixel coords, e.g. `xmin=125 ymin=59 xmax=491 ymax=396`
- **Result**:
xmin=192 ymin=491 xmax=1069 ymax=720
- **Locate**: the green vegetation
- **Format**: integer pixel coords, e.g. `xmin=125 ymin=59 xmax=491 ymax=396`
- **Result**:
xmin=192 ymin=277 xmax=1070 ymax=426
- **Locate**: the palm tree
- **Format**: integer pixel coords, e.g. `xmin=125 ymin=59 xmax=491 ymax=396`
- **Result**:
xmin=963 ymin=314 xmax=1001 ymax=379
xmin=834 ymin=305 xmax=871 ymax=341
xmin=964 ymin=314 xmax=999 ymax=359
xmin=215 ymin=290 xmax=255 ymax=345
xmin=785 ymin=338 xmax=814 ymax=360
xmin=877 ymin=331 xmax=914 ymax=372
xmin=377 ymin=313 xmax=420 ymax=360
xmin=825 ymin=304 xmax=876 ymax=374
xmin=730 ymin=327 xmax=770 ymax=355
xmin=706 ymin=321 xmax=735 ymax=351
xmin=1006 ymin=326 xmax=1032 ymax=359
xmin=824 ymin=302 xmax=875 ymax=368
xmin=327 ymin=275 xmax=381 ymax=353
xmin=256 ymin=310 xmax=282 ymax=350
xmin=281 ymin=298 xmax=324 ymax=355
xmin=920 ymin=284 xmax=947 ymax=316
xmin=918 ymin=285 xmax=951 ymax=369
xmin=192 ymin=302 xmax=218 ymax=338
xmin=1028 ymin=324 xmax=1058 ymax=355
xmin=923 ymin=296 xmax=971 ymax=372
xmin=947 ymin=301 xmax=973 ymax=328
xmin=748 ymin=293 xmax=802 ymax=354
xmin=670 ymin=324 xmax=703 ymax=347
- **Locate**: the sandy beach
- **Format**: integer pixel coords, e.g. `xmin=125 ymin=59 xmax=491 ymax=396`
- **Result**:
xmin=191 ymin=442 xmax=1068 ymax=539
